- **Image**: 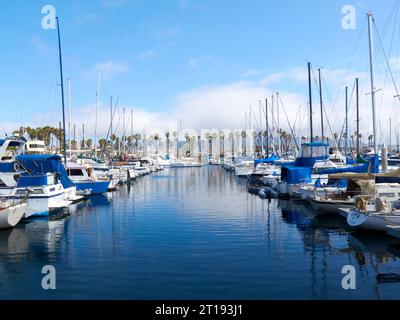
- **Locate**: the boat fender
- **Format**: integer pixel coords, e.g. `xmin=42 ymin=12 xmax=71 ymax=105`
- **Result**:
xmin=354 ymin=196 xmax=367 ymax=211
xmin=258 ymin=188 xmax=267 ymax=199
xmin=270 ymin=190 xmax=278 ymax=199
xmin=375 ymin=197 xmax=388 ymax=212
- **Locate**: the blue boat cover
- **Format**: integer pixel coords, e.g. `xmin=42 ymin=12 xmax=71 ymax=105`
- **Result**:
xmin=255 ymin=155 xmax=280 ymax=165
xmin=281 ymin=166 xmax=312 ymax=184
xmin=16 ymin=154 xmax=75 ymax=188
xmin=317 ymin=156 xmax=380 ymax=175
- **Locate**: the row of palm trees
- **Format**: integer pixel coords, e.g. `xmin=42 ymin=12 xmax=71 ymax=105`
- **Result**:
xmin=12 ymin=125 xmax=375 ymax=158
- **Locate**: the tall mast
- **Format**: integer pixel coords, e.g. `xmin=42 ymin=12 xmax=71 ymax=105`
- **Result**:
xmin=94 ymin=72 xmax=100 ymax=159
xmin=56 ymin=17 xmax=67 ymax=164
xmin=356 ymin=78 xmax=360 ymax=157
xmin=68 ymin=77 xmax=72 ymax=158
xmin=345 ymin=86 xmax=349 ymax=158
xmin=123 ymin=107 xmax=126 ymax=155
xmin=110 ymin=96 xmax=113 ymax=138
xmin=318 ymin=68 xmax=324 ymax=141
xmin=367 ymin=12 xmax=378 ymax=155
xmin=277 ymin=92 xmax=280 ymax=154
xmin=390 ymin=118 xmax=392 ymax=151
xmin=130 ymin=110 xmax=133 ymax=154
xmin=265 ymin=98 xmax=269 ymax=157
xmin=259 ymin=101 xmax=263 ymax=157
xmin=271 ymin=94 xmax=275 ymax=151
xmin=82 ymin=124 xmax=85 ymax=150
xmin=307 ymin=62 xmax=314 ymax=142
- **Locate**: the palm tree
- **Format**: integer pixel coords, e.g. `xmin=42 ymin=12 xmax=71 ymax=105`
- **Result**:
xmin=86 ymin=138 xmax=93 ymax=150
xmin=165 ymin=132 xmax=170 ymax=157
xmin=241 ymin=130 xmax=247 ymax=156
xmin=12 ymin=127 xmax=24 ymax=137
xmin=154 ymin=134 xmax=160 ymax=155
xmin=133 ymin=133 xmax=141 ymax=154
xmin=219 ymin=131 xmax=225 ymax=158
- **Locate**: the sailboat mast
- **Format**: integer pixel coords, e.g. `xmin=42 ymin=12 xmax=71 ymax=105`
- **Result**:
xmin=56 ymin=17 xmax=67 ymax=165
xmin=307 ymin=62 xmax=314 ymax=143
xmin=68 ymin=77 xmax=72 ymax=158
xmin=265 ymin=98 xmax=269 ymax=157
xmin=318 ymin=68 xmax=324 ymax=141
xmin=367 ymin=12 xmax=378 ymax=154
xmin=345 ymin=86 xmax=349 ymax=158
xmin=277 ymin=92 xmax=280 ymax=154
xmin=94 ymin=72 xmax=100 ymax=159
xmin=356 ymin=78 xmax=360 ymax=157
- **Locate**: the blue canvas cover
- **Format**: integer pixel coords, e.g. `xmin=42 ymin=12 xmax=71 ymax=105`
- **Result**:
xmin=255 ymin=155 xmax=280 ymax=165
xmin=317 ymin=156 xmax=380 ymax=175
xmin=16 ymin=154 xmax=75 ymax=189
xmin=281 ymin=166 xmax=312 ymax=184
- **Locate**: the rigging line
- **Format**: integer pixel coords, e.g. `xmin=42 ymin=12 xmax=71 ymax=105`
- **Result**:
xmin=278 ymin=95 xmax=299 ymax=150
xmin=320 ymin=72 xmax=342 ymax=132
xmin=373 ymin=19 xmax=400 ymax=102
xmin=260 ymin=104 xmax=275 ymax=144
xmin=378 ymin=0 xmax=400 ymax=119
xmin=331 ymin=20 xmax=367 ymax=112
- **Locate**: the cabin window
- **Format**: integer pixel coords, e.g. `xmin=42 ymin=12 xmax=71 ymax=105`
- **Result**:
xmin=378 ymin=193 xmax=395 ymax=198
xmin=32 ymin=189 xmax=44 ymax=194
xmin=68 ymin=169 xmax=85 ymax=176
xmin=0 ymin=179 xmax=6 ymax=187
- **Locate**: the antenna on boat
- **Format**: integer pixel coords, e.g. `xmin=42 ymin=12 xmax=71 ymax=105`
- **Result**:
xmin=265 ymin=98 xmax=269 ymax=157
xmin=307 ymin=62 xmax=314 ymax=143
xmin=345 ymin=86 xmax=349 ymax=159
xmin=56 ymin=17 xmax=67 ymax=165
xmin=367 ymin=12 xmax=378 ymax=155
xmin=356 ymin=78 xmax=360 ymax=158
xmin=318 ymin=68 xmax=324 ymax=142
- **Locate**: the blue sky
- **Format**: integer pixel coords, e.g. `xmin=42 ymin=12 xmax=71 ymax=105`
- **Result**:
xmin=1 ymin=0 xmax=399 ymax=140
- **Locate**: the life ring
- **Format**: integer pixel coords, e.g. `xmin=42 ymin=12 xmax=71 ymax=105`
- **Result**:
xmin=14 ymin=162 xmax=21 ymax=172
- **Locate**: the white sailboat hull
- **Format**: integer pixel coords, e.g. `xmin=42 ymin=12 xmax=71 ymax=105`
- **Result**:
xmin=347 ymin=210 xmax=400 ymax=232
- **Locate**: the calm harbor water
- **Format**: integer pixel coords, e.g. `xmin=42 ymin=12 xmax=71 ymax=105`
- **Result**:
xmin=0 ymin=166 xmax=400 ymax=300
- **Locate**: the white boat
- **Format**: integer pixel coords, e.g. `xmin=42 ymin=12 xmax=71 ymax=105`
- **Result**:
xmin=66 ymin=162 xmax=110 ymax=195
xmin=346 ymin=208 xmax=400 ymax=232
xmin=0 ymin=173 xmax=71 ymax=218
xmin=344 ymin=193 xmax=400 ymax=232
xmin=234 ymin=160 xmax=254 ymax=177
xmin=0 ymin=201 xmax=27 ymax=229
xmin=311 ymin=182 xmax=400 ymax=216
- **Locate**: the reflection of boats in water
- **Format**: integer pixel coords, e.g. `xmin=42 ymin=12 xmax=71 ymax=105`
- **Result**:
xmin=86 ymin=195 xmax=112 ymax=207
xmin=348 ymin=232 xmax=400 ymax=285
xmin=0 ymin=228 xmax=29 ymax=255
xmin=348 ymin=233 xmax=400 ymax=260
xmin=0 ymin=213 xmax=69 ymax=255
xmin=279 ymin=199 xmax=316 ymax=229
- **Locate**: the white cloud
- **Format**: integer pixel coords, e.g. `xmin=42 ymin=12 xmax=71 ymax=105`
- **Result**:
xmin=100 ymin=0 xmax=127 ymax=8
xmin=83 ymin=61 xmax=130 ymax=80
xmin=137 ymin=49 xmax=156 ymax=60
xmin=7 ymin=63 xmax=400 ymax=147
